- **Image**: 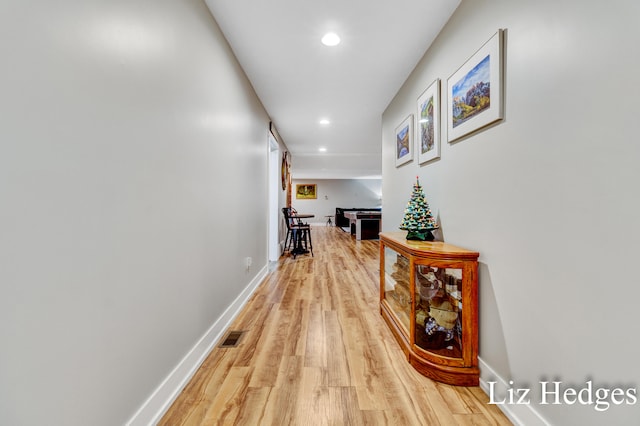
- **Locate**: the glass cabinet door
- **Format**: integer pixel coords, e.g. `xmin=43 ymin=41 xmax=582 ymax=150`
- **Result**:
xmin=414 ymin=265 xmax=463 ymax=359
xmin=382 ymin=246 xmax=411 ymax=333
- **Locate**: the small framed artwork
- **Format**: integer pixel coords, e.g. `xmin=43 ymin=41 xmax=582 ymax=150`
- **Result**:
xmin=416 ymin=79 xmax=440 ymax=164
xmin=395 ymin=114 xmax=413 ymax=167
xmin=295 ymin=184 xmax=317 ymax=199
xmin=447 ymin=29 xmax=504 ymax=143
xmin=281 ymin=151 xmax=290 ymax=190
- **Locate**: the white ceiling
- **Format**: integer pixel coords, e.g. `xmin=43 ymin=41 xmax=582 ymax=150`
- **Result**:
xmin=204 ymin=0 xmax=460 ymax=179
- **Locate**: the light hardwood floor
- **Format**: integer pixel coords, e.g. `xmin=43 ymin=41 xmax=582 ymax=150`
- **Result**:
xmin=159 ymin=226 xmax=512 ymax=425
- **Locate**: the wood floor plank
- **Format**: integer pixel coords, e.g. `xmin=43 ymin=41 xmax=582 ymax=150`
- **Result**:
xmin=201 ymin=366 xmax=251 ymax=425
xmin=328 ymin=386 xmax=364 ymax=426
xmin=247 ymin=303 xmax=290 ymax=388
xmin=437 ymin=380 xmax=475 ymax=414
xmin=342 ymin=317 xmax=390 ymax=411
xmin=277 ymin=298 xmax=307 ymax=358
xmin=461 ymin=387 xmax=514 ymax=425
xmin=159 ymin=226 xmax=512 ymax=425
xmin=158 ymin=352 xmax=237 ymax=426
xmin=262 ymin=355 xmax=304 ymax=425
xmin=324 ymin=310 xmax=351 ymax=387
xmin=231 ymin=387 xmax=271 ymax=425
xmin=304 ymin=300 xmax=326 ymax=369
xmin=452 ymin=413 xmax=499 ymax=426
xmin=292 ymin=366 xmax=326 ymax=425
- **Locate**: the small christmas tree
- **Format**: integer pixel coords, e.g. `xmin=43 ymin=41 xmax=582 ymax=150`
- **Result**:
xmin=399 ymin=177 xmax=439 ymax=241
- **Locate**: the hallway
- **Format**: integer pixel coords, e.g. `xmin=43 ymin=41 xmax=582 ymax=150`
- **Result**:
xmin=160 ymin=226 xmax=511 ymax=425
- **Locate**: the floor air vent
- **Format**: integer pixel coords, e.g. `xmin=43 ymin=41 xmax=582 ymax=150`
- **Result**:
xmin=219 ymin=330 xmax=245 ymax=348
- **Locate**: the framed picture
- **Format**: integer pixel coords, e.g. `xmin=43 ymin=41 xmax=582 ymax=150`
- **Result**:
xmin=281 ymin=151 xmax=290 ymax=190
xmin=395 ymin=115 xmax=413 ymax=167
xmin=416 ymin=79 xmax=440 ymax=164
xmin=295 ymin=184 xmax=317 ymax=199
xmin=447 ymin=29 xmax=504 ymax=143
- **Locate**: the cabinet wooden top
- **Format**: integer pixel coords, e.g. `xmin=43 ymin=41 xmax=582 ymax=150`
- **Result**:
xmin=380 ymin=231 xmax=479 ymax=260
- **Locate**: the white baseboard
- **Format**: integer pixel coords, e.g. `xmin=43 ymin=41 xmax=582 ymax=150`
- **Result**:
xmin=125 ymin=264 xmax=269 ymax=426
xmin=478 ymin=357 xmax=551 ymax=426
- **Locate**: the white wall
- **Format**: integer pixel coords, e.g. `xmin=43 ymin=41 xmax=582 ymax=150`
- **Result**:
xmin=291 ymin=178 xmax=382 ymax=225
xmin=382 ymin=1 xmax=640 ymax=425
xmin=0 ymin=1 xmax=278 ymax=425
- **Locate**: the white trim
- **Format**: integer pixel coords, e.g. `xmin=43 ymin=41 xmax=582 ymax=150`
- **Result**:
xmin=479 ymin=357 xmax=551 ymax=426
xmin=268 ymin=132 xmax=280 ymax=262
xmin=126 ymin=265 xmax=269 ymax=426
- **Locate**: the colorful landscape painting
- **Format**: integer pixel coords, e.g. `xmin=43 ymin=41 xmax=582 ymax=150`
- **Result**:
xmin=396 ymin=124 xmax=410 ymax=160
xmin=419 ymin=95 xmax=435 ymax=154
xmin=451 ymin=54 xmax=491 ymax=128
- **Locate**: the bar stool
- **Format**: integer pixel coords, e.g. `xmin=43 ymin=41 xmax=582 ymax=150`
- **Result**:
xmin=282 ymin=208 xmax=313 ymax=258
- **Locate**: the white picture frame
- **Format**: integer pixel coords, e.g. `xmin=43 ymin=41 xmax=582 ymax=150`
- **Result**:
xmin=447 ymin=29 xmax=504 ymax=143
xmin=416 ymin=79 xmax=441 ymax=164
xmin=395 ymin=114 xmax=414 ymax=167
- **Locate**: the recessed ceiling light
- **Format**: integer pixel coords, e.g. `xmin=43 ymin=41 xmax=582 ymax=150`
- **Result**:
xmin=319 ymin=147 xmax=327 ymax=152
xmin=319 ymin=118 xmax=330 ymax=125
xmin=321 ymin=32 xmax=340 ymax=47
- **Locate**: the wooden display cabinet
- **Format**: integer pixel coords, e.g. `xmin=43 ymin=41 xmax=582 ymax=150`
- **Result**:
xmin=379 ymin=232 xmax=479 ymax=386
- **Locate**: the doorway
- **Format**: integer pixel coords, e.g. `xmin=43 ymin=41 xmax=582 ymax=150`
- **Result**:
xmin=268 ymin=133 xmax=280 ymax=262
